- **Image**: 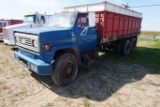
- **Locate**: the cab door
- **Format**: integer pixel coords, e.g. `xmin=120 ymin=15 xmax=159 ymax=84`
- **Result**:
xmin=75 ymin=13 xmax=97 ymax=52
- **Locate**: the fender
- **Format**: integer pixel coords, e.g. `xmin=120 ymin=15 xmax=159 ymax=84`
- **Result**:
xmin=43 ymin=42 xmax=82 ymax=65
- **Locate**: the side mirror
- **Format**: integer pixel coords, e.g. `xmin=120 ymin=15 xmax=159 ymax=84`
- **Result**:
xmin=88 ymin=12 xmax=96 ymax=27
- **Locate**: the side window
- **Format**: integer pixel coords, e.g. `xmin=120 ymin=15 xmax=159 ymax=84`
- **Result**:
xmin=77 ymin=15 xmax=89 ymax=28
xmin=41 ymin=16 xmax=45 ymax=24
xmin=3 ymin=22 xmax=7 ymax=27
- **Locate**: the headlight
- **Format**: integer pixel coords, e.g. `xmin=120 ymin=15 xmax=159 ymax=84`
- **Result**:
xmin=32 ymin=40 xmax=37 ymax=48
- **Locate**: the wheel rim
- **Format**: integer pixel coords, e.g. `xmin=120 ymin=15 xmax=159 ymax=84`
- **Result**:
xmin=62 ymin=61 xmax=75 ymax=80
xmin=125 ymin=41 xmax=130 ymax=55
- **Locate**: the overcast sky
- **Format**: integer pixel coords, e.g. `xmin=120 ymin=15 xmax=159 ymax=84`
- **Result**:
xmin=0 ymin=0 xmax=159 ymax=31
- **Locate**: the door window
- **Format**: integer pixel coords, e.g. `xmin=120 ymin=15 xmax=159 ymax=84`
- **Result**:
xmin=77 ymin=15 xmax=89 ymax=28
xmin=77 ymin=13 xmax=96 ymax=28
xmin=3 ymin=22 xmax=7 ymax=27
xmin=41 ymin=16 xmax=45 ymax=24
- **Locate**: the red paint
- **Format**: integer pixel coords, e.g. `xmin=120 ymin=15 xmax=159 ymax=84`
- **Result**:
xmin=95 ymin=11 xmax=142 ymax=40
xmin=7 ymin=20 xmax=23 ymax=25
xmin=0 ymin=28 xmax=2 ymax=33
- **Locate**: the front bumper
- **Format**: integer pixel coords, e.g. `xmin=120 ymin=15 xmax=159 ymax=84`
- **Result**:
xmin=14 ymin=51 xmax=52 ymax=75
xmin=0 ymin=33 xmax=3 ymax=41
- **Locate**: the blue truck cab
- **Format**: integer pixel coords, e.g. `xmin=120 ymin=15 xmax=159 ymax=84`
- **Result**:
xmin=14 ymin=12 xmax=98 ymax=86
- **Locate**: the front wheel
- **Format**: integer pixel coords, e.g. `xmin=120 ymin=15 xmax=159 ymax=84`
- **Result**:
xmin=51 ymin=53 xmax=78 ymax=86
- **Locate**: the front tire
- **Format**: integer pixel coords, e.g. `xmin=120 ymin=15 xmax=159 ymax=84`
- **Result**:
xmin=51 ymin=53 xmax=78 ymax=86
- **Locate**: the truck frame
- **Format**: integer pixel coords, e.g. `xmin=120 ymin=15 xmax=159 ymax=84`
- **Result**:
xmin=14 ymin=1 xmax=142 ymax=86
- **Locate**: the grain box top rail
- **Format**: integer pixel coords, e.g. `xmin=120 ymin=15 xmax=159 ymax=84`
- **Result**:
xmin=64 ymin=1 xmax=142 ymax=18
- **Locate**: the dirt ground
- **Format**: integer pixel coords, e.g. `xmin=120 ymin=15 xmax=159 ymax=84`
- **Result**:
xmin=0 ymin=41 xmax=160 ymax=107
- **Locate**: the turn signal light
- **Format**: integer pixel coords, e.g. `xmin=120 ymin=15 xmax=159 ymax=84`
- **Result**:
xmin=43 ymin=44 xmax=50 ymax=50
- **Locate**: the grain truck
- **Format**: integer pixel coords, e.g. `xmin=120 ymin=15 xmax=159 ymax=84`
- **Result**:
xmin=14 ymin=2 xmax=142 ymax=86
xmin=3 ymin=12 xmax=50 ymax=45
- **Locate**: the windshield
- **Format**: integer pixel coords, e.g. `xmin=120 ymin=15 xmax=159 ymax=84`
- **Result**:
xmin=24 ymin=15 xmax=36 ymax=23
xmin=45 ymin=12 xmax=77 ymax=28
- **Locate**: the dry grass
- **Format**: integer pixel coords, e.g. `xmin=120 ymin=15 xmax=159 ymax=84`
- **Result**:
xmin=137 ymin=41 xmax=156 ymax=48
xmin=141 ymin=31 xmax=160 ymax=36
xmin=0 ymin=39 xmax=160 ymax=107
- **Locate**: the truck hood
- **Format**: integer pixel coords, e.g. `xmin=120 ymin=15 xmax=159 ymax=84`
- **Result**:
xmin=14 ymin=26 xmax=71 ymax=35
xmin=15 ymin=26 xmax=72 ymax=41
xmin=3 ymin=23 xmax=32 ymax=30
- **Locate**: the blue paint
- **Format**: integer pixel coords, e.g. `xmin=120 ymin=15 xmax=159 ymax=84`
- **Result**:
xmin=14 ymin=51 xmax=52 ymax=75
xmin=14 ymin=12 xmax=98 ymax=75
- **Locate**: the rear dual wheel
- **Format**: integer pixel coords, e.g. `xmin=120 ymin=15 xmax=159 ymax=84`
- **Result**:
xmin=51 ymin=53 xmax=78 ymax=86
xmin=121 ymin=39 xmax=131 ymax=56
xmin=116 ymin=37 xmax=137 ymax=56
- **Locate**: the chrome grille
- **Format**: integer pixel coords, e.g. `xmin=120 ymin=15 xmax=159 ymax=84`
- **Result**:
xmin=15 ymin=33 xmax=39 ymax=52
xmin=18 ymin=37 xmax=32 ymax=46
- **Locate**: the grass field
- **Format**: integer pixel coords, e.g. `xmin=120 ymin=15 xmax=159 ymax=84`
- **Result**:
xmin=0 ymin=38 xmax=160 ymax=107
xmin=105 ymin=38 xmax=160 ymax=73
xmin=99 ymin=38 xmax=160 ymax=73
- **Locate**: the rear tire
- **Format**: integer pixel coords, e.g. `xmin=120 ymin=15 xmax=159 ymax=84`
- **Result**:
xmin=121 ymin=39 xmax=131 ymax=56
xmin=130 ymin=37 xmax=137 ymax=51
xmin=51 ymin=53 xmax=78 ymax=86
